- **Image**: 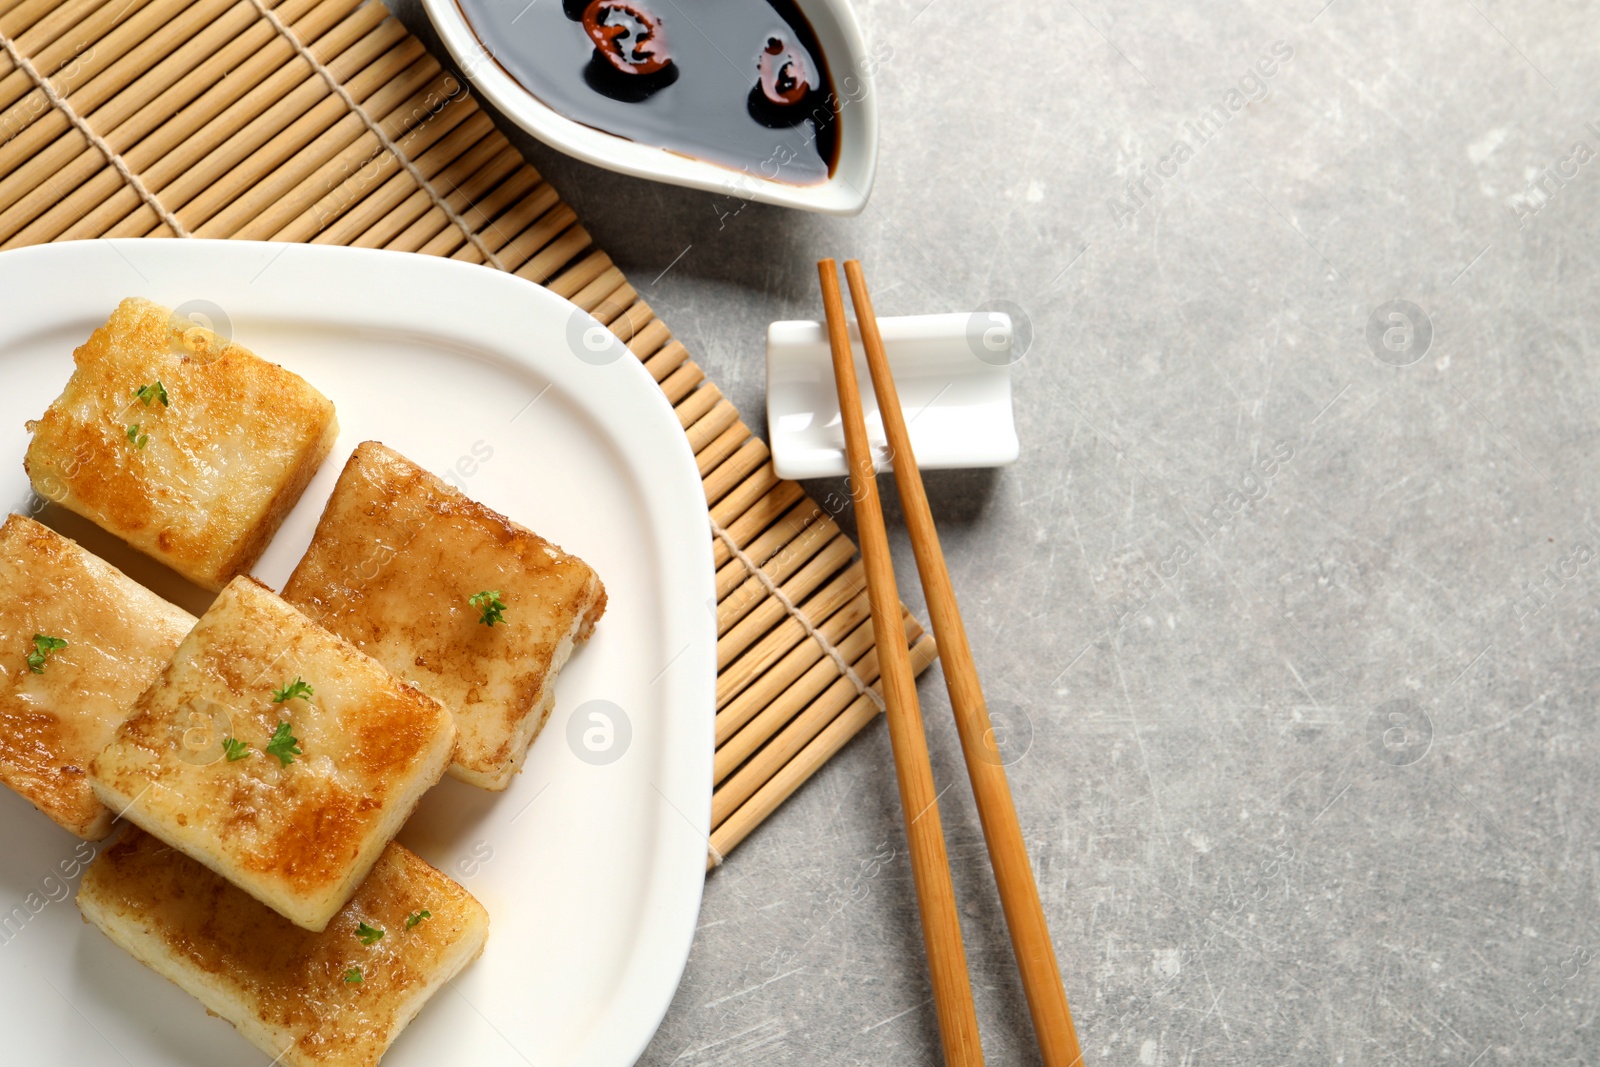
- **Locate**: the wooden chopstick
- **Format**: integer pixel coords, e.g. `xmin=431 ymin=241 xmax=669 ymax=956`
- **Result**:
xmin=843 ymin=261 xmax=1084 ymax=1066
xmin=818 ymin=258 xmax=985 ymax=1067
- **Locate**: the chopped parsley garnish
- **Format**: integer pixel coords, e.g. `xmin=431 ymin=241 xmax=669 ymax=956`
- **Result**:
xmin=134 ymin=381 xmax=169 ymax=407
xmin=405 ymin=910 xmax=431 ymax=930
xmin=356 ymin=921 xmax=384 ymax=945
xmin=271 ymin=677 xmax=313 ymax=704
xmin=342 ymin=967 xmax=363 ymax=984
xmin=221 ymin=737 xmax=250 ymax=762
xmin=25 ymin=634 xmax=67 ymax=674
xmin=125 ymin=424 xmax=149 ymax=449
xmin=469 ymin=590 xmax=506 ymax=627
xmin=264 ymin=720 xmax=302 ymax=767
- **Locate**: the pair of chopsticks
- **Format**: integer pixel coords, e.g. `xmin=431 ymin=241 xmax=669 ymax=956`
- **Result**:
xmin=817 ymin=260 xmax=1084 ymax=1067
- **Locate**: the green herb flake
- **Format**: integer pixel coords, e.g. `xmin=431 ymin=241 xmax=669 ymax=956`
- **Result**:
xmin=25 ymin=634 xmax=67 ymax=674
xmin=468 ymin=590 xmax=506 ymax=627
xmin=405 ymin=909 xmax=431 ymax=930
xmin=264 ymin=720 xmax=302 ymax=767
xmin=271 ymin=677 xmax=313 ymax=704
xmin=356 ymin=921 xmax=384 ymax=946
xmin=221 ymin=737 xmax=250 ymax=762
xmin=342 ymin=967 xmax=363 ymax=984
xmin=134 ymin=381 xmax=169 ymax=407
xmin=125 ymin=424 xmax=149 ymax=449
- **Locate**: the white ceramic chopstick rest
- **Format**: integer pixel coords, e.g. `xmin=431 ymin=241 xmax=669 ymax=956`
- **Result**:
xmin=766 ymin=312 xmax=1021 ymax=480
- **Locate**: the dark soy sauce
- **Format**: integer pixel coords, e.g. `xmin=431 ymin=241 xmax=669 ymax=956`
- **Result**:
xmin=456 ymin=0 xmax=840 ymax=185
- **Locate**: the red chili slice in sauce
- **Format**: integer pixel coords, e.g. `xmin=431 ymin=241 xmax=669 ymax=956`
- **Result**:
xmin=582 ymin=0 xmax=671 ymax=76
xmin=758 ymin=36 xmax=811 ymax=106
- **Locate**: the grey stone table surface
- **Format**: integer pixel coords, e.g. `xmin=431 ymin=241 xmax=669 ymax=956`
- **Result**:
xmin=392 ymin=0 xmax=1600 ymax=1062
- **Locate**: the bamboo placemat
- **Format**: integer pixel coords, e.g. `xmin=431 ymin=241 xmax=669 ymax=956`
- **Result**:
xmin=0 ymin=0 xmax=935 ymax=868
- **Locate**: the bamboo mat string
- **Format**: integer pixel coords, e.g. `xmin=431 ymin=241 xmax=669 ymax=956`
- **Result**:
xmin=243 ymin=0 xmax=506 ymax=270
xmin=711 ymin=515 xmax=886 ymax=713
xmin=0 ymin=27 xmax=192 ymax=238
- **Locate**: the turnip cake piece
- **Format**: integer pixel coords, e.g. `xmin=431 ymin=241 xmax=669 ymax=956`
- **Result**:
xmin=78 ymin=829 xmax=489 ymax=1067
xmin=90 ymin=576 xmax=456 ymax=931
xmin=25 ymin=296 xmax=338 ymax=590
xmin=282 ymin=442 xmax=606 ymax=790
xmin=0 ymin=514 xmax=194 ymax=839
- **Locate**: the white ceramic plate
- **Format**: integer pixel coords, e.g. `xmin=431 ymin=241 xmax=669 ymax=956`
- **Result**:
xmin=0 ymin=240 xmax=714 ymax=1067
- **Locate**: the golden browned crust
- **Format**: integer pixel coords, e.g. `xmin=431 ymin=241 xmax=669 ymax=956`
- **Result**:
xmin=0 ymin=514 xmax=194 ymax=839
xmin=78 ymin=829 xmax=488 ymax=1067
xmin=222 ymin=410 xmax=340 ymax=584
xmin=23 ymin=297 xmax=338 ymax=590
xmin=89 ymin=576 xmax=456 ymax=930
xmin=281 ymin=442 xmax=606 ymax=790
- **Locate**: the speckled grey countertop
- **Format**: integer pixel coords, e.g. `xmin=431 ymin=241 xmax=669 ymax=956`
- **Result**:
xmin=394 ymin=0 xmax=1600 ymax=1062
